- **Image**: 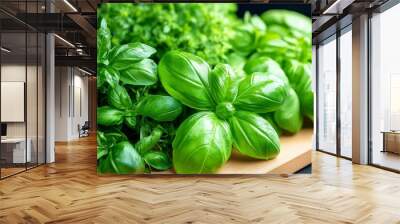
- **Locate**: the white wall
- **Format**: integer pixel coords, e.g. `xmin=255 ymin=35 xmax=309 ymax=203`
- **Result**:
xmin=54 ymin=67 xmax=89 ymax=141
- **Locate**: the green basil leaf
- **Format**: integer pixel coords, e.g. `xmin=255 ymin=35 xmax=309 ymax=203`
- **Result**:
xmin=135 ymin=127 xmax=163 ymax=155
xmin=262 ymin=113 xmax=282 ymax=136
xmin=159 ymin=51 xmax=214 ymax=110
xmin=135 ymin=95 xmax=182 ymax=122
xmin=97 ymin=146 xmax=108 ymax=160
xmin=261 ymin=9 xmax=311 ymax=39
xmin=209 ymin=63 xmax=238 ymax=103
xmin=226 ymin=53 xmax=246 ymax=74
xmin=98 ymin=156 xmax=116 ymax=174
xmin=144 ymin=151 xmax=172 ymax=171
xmin=173 ymin=112 xmax=232 ymax=174
xmin=104 ymin=131 xmax=128 ymax=146
xmin=100 ymin=67 xmax=120 ymax=88
xmin=274 ymin=88 xmax=303 ymax=133
xmin=244 ymin=56 xmax=289 ymax=84
xmin=229 ymin=111 xmax=280 ymax=160
xmin=97 ymin=131 xmax=109 ymax=160
xmin=256 ymin=33 xmax=301 ymax=63
xmin=234 ymin=73 xmax=287 ymax=113
xmin=97 ymin=106 xmax=124 ymax=126
xmin=120 ymin=59 xmax=158 ymax=86
xmin=109 ymin=141 xmax=145 ymax=174
xmin=231 ymin=13 xmax=265 ymax=56
xmin=109 ymin=42 xmax=156 ymax=70
xmin=231 ymin=25 xmax=257 ymax=56
xmin=97 ymin=131 xmax=107 ymax=147
xmin=97 ymin=19 xmax=111 ymax=65
xmin=107 ymin=84 xmax=133 ymax=110
xmin=283 ymin=60 xmax=313 ymax=121
xmin=97 ymin=66 xmax=106 ymax=89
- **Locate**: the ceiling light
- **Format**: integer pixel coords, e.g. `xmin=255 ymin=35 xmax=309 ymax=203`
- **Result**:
xmin=54 ymin=34 xmax=75 ymax=48
xmin=1 ymin=47 xmax=11 ymax=53
xmin=78 ymin=67 xmax=92 ymax=76
xmin=63 ymin=0 xmax=78 ymax=12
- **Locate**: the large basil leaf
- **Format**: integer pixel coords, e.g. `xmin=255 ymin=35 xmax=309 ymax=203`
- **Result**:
xmin=119 ymin=59 xmax=158 ymax=86
xmin=135 ymin=95 xmax=182 ymax=122
xmin=109 ymin=141 xmax=145 ymax=174
xmin=229 ymin=111 xmax=280 ymax=160
xmin=173 ymin=112 xmax=232 ymax=174
xmin=135 ymin=127 xmax=163 ymax=155
xmin=234 ymin=73 xmax=287 ymax=113
xmin=99 ymin=67 xmax=120 ymax=89
xmin=109 ymin=43 xmax=156 ymax=70
xmin=144 ymin=151 xmax=172 ymax=171
xmin=97 ymin=106 xmax=124 ymax=126
xmin=158 ymin=51 xmax=215 ymax=110
xmin=257 ymin=33 xmax=301 ymax=63
xmin=244 ymin=56 xmax=289 ymax=84
xmin=208 ymin=63 xmax=238 ymax=103
xmin=283 ymin=60 xmax=314 ymax=120
xmin=107 ymin=84 xmax=133 ymax=110
xmin=274 ymin=88 xmax=303 ymax=133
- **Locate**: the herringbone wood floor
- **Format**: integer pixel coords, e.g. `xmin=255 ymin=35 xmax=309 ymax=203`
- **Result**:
xmin=1 ymin=135 xmax=400 ymax=224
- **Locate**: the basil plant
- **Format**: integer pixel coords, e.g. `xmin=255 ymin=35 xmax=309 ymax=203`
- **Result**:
xmin=97 ymin=20 xmax=182 ymax=174
xmin=159 ymin=51 xmax=288 ymax=174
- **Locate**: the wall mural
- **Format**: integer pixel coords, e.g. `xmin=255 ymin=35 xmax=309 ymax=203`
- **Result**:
xmin=97 ymin=3 xmax=313 ymax=175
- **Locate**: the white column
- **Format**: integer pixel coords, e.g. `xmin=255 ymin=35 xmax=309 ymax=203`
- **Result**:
xmin=352 ymin=14 xmax=369 ymax=164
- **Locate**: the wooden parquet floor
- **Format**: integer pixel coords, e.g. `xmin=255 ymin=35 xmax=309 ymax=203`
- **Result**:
xmin=1 ymin=135 xmax=400 ymax=224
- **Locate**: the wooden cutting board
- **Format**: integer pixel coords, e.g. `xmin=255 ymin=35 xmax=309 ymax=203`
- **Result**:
xmin=153 ymin=128 xmax=313 ymax=175
xmin=217 ymin=128 xmax=313 ymax=174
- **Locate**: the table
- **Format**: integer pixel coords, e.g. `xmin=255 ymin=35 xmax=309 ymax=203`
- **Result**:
xmin=381 ymin=131 xmax=400 ymax=154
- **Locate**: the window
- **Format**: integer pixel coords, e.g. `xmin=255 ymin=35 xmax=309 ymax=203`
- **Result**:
xmin=370 ymin=3 xmax=400 ymax=171
xmin=339 ymin=27 xmax=352 ymax=158
xmin=317 ymin=35 xmax=337 ymax=154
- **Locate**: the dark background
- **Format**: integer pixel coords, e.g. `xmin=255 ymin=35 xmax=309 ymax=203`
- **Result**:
xmin=237 ymin=4 xmax=311 ymax=17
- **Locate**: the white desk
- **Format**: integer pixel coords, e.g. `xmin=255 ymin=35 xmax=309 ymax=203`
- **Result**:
xmin=1 ymin=138 xmax=31 ymax=163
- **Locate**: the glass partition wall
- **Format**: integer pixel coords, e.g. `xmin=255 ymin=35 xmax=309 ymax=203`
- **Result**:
xmin=370 ymin=3 xmax=400 ymax=172
xmin=317 ymin=35 xmax=337 ymax=155
xmin=316 ymin=26 xmax=353 ymax=159
xmin=0 ymin=3 xmax=46 ymax=179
